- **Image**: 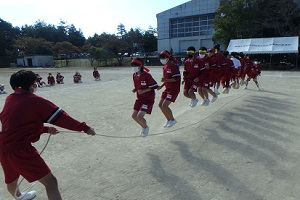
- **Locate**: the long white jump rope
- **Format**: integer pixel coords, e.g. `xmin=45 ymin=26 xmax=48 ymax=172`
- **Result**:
xmin=15 ymin=86 xmax=258 ymax=198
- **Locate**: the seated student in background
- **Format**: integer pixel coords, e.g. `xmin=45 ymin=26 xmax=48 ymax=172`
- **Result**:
xmin=35 ymin=74 xmax=47 ymax=87
xmin=56 ymin=72 xmax=64 ymax=84
xmin=93 ymin=67 xmax=101 ymax=81
xmin=47 ymin=73 xmax=55 ymax=86
xmin=0 ymin=83 xmax=7 ymax=94
xmin=73 ymin=71 xmax=82 ymax=83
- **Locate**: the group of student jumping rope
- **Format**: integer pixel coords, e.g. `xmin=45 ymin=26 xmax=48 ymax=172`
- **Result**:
xmin=0 ymin=44 xmax=261 ymax=200
xmin=35 ymin=67 xmax=101 ymax=87
xmin=131 ymin=44 xmax=261 ymax=137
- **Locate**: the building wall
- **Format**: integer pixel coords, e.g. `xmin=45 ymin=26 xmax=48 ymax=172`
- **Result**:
xmin=17 ymin=58 xmax=25 ymax=66
xmin=21 ymin=55 xmax=54 ymax=67
xmin=156 ymin=0 xmax=220 ymax=54
xmin=33 ymin=55 xmax=53 ymax=67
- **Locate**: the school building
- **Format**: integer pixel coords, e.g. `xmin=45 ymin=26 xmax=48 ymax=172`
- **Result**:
xmin=17 ymin=55 xmax=54 ymax=67
xmin=156 ymin=0 xmax=300 ymax=54
xmin=156 ymin=0 xmax=220 ymax=54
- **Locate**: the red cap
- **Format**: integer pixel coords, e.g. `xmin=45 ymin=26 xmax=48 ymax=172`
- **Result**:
xmin=208 ymin=48 xmax=214 ymax=53
xmin=131 ymin=58 xmax=143 ymax=66
xmin=159 ymin=50 xmax=170 ymax=58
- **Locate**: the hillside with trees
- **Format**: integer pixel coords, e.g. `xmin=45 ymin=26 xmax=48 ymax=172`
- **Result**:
xmin=0 ymin=19 xmax=157 ymax=67
xmin=213 ymin=0 xmax=300 ymax=47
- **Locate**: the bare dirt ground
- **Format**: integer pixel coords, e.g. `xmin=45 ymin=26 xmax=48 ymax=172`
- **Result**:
xmin=0 ymin=67 xmax=300 ymax=200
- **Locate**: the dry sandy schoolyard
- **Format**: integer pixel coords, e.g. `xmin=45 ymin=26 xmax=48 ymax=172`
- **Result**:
xmin=0 ymin=66 xmax=300 ymax=200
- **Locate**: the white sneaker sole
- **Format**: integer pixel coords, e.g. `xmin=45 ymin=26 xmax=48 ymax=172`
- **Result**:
xmin=211 ymin=96 xmax=218 ymax=103
xmin=166 ymin=120 xmax=177 ymax=128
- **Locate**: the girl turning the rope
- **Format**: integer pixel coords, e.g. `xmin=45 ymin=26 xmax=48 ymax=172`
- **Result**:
xmin=0 ymin=70 xmax=96 ymax=200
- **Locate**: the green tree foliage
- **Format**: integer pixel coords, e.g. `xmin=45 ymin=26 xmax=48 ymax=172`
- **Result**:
xmin=125 ymin=28 xmax=144 ymax=53
xmin=103 ymin=36 xmax=130 ymax=65
xmin=20 ymin=20 xmax=86 ymax=46
xmin=53 ymin=41 xmax=80 ymax=66
xmin=1 ymin=18 xmax=157 ymax=66
xmin=213 ymin=0 xmax=300 ymax=47
xmin=87 ymin=32 xmax=116 ymax=48
xmin=256 ymin=0 xmax=300 ymax=37
xmin=21 ymin=20 xmax=67 ymax=43
xmin=117 ymin=23 xmax=127 ymax=37
xmin=67 ymin=24 xmax=86 ymax=47
xmin=13 ymin=37 xmax=53 ymax=56
xmin=213 ymin=0 xmax=261 ymax=47
xmin=88 ymin=46 xmax=97 ymax=66
xmin=0 ymin=18 xmax=20 ymax=56
xmin=17 ymin=20 xmax=85 ymax=59
xmin=86 ymin=25 xmax=158 ymax=65
xmin=53 ymin=41 xmax=80 ymax=55
xmin=88 ymin=46 xmax=114 ymax=66
xmin=143 ymin=26 xmax=158 ymax=53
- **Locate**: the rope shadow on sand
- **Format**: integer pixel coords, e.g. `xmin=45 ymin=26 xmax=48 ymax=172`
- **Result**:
xmin=147 ymin=153 xmax=203 ymax=200
xmin=170 ymin=140 xmax=264 ymax=200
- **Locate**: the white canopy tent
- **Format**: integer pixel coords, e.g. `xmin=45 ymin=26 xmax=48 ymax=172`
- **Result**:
xmin=227 ymin=36 xmax=299 ymax=54
xmin=227 ymin=36 xmax=299 ymax=69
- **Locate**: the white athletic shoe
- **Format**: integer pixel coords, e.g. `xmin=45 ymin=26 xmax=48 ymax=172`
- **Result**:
xmin=211 ymin=95 xmax=218 ymax=103
xmin=215 ymin=89 xmax=220 ymax=95
xmin=163 ymin=121 xmax=169 ymax=127
xmin=166 ymin=119 xmax=177 ymax=128
xmin=233 ymin=84 xmax=240 ymax=89
xmin=190 ymin=98 xmax=199 ymax=108
xmin=201 ymin=99 xmax=206 ymax=106
xmin=14 ymin=191 xmax=36 ymax=200
xmin=140 ymin=126 xmax=149 ymax=137
xmin=205 ymin=99 xmax=210 ymax=106
xmin=189 ymin=99 xmax=193 ymax=106
xmin=222 ymin=88 xmax=228 ymax=94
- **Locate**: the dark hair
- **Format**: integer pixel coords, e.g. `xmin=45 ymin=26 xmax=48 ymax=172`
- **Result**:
xmin=214 ymin=44 xmax=220 ymax=50
xmin=10 ymin=70 xmax=37 ymax=91
xmin=187 ymin=46 xmax=196 ymax=52
xmin=169 ymin=56 xmax=178 ymax=63
xmin=199 ymin=46 xmax=207 ymax=51
xmin=232 ymin=52 xmax=239 ymax=58
xmin=223 ymin=51 xmax=229 ymax=56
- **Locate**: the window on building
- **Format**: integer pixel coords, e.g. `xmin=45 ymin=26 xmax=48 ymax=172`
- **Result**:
xmin=170 ymin=13 xmax=216 ymax=38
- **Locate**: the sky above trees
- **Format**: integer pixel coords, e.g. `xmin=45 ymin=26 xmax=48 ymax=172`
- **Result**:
xmin=0 ymin=0 xmax=189 ymax=38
